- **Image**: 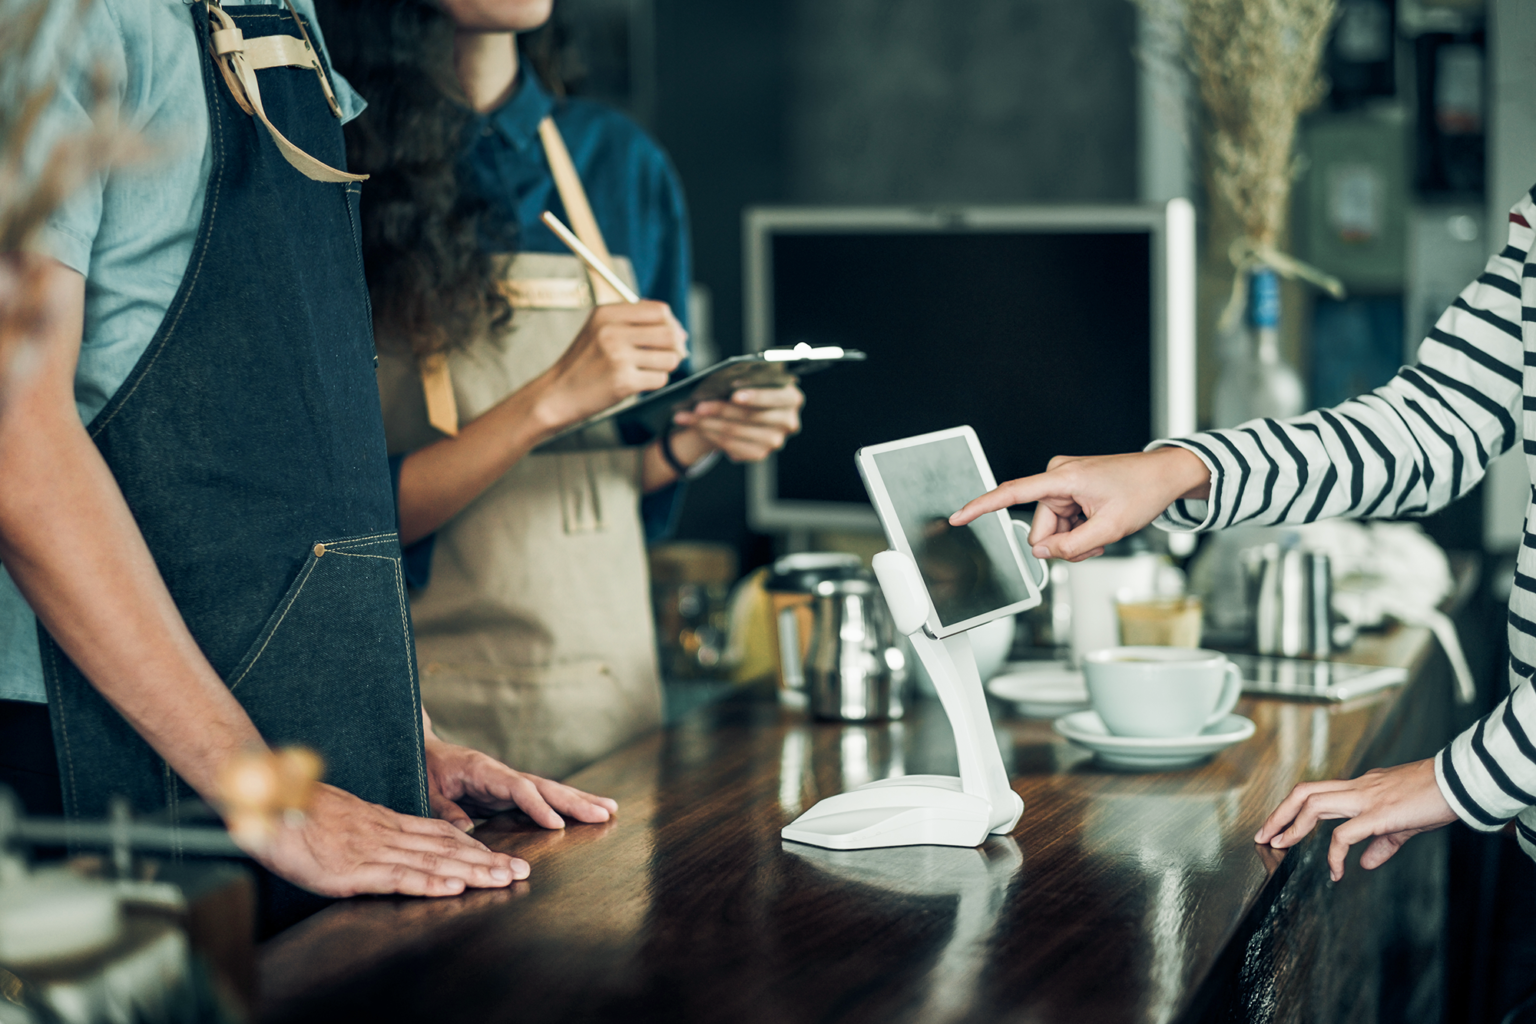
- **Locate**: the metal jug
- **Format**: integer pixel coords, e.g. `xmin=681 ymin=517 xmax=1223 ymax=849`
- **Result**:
xmin=803 ymin=576 xmax=907 ymax=721
xmin=1249 ymin=544 xmax=1333 ymax=658
xmin=763 ymin=553 xmax=866 ymax=707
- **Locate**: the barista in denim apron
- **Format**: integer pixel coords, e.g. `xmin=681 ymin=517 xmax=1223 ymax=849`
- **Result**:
xmin=39 ymin=3 xmax=427 ymax=826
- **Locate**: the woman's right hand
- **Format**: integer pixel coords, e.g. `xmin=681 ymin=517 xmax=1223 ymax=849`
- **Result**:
xmin=949 ymin=446 xmax=1212 ymax=562
xmin=532 ymin=300 xmax=687 ymax=431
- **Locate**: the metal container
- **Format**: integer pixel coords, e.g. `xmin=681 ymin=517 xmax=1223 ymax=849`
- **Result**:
xmin=763 ymin=553 xmax=866 ymax=706
xmin=804 ymin=577 xmax=906 ymax=721
xmin=1251 ymin=545 xmax=1333 ymax=658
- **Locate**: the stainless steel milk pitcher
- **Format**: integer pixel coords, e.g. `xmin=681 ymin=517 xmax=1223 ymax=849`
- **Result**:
xmin=1250 ymin=545 xmax=1333 ymax=659
xmin=805 ymin=577 xmax=906 ymax=721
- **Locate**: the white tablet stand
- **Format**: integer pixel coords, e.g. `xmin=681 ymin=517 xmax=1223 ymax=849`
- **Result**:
xmin=780 ymin=547 xmax=1029 ymax=850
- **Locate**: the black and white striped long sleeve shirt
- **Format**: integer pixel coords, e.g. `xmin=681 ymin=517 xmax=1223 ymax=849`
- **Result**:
xmin=1154 ymin=190 xmax=1536 ymax=862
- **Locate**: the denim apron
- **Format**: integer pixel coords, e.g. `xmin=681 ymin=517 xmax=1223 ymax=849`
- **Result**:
xmin=38 ymin=4 xmax=428 ymax=827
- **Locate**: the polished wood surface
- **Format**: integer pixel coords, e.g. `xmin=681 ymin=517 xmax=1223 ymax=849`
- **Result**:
xmin=258 ymin=625 xmax=1455 ymax=1024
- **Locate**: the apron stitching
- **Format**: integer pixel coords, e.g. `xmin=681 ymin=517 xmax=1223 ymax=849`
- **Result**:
xmin=228 ymin=557 xmax=321 ymax=690
xmin=390 ymin=557 xmax=428 ymax=812
xmin=319 ymin=531 xmax=398 ymax=547
xmin=90 ymin=19 xmax=227 ymax=441
xmin=43 ymin=641 xmax=81 ymax=818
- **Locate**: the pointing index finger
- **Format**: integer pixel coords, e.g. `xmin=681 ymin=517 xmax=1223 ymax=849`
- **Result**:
xmin=950 ymin=475 xmax=1052 ymax=526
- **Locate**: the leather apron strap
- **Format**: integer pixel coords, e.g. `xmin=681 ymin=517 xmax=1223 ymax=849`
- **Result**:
xmin=418 ymin=116 xmax=616 ymax=437
xmin=537 ymin=117 xmax=626 ymax=306
xmin=206 ymin=0 xmax=364 ymax=184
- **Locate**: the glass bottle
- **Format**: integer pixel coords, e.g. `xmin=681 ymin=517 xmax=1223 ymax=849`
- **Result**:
xmin=1212 ymin=267 xmax=1306 ymax=428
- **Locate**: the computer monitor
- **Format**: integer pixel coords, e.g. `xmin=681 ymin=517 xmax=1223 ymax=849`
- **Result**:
xmin=743 ymin=202 xmax=1196 ymax=534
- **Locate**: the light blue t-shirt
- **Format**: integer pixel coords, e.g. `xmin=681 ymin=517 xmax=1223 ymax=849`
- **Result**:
xmin=0 ymin=0 xmax=363 ymax=703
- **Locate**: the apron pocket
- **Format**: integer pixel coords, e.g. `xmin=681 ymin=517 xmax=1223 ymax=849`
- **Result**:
xmin=420 ymin=659 xmax=652 ymax=780
xmin=222 ymin=532 xmax=426 ymax=816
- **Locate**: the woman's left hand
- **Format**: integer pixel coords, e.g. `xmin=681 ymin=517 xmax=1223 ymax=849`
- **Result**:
xmin=672 ymin=385 xmax=804 ymax=463
xmin=1253 ymin=757 xmax=1458 ymax=882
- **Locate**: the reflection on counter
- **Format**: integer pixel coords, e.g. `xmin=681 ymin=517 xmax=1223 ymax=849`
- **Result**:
xmin=782 ymin=839 xmax=1023 ymax=1024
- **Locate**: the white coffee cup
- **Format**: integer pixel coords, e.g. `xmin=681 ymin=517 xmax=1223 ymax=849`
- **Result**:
xmin=1082 ymin=646 xmax=1242 ymax=738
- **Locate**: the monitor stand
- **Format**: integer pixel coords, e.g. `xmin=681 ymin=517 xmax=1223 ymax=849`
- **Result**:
xmin=780 ymin=549 xmax=1026 ymax=850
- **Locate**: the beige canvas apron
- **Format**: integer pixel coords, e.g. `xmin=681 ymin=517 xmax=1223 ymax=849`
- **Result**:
xmin=375 ymin=119 xmax=662 ymax=779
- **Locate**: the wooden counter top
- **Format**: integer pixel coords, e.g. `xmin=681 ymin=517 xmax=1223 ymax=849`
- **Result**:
xmin=257 ymin=624 xmax=1457 ymax=1023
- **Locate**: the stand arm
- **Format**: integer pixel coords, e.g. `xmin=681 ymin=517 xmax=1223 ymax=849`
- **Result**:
xmin=873 ymin=551 xmax=1025 ymax=834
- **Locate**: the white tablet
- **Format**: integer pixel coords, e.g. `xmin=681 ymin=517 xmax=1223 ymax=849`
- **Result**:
xmin=856 ymin=426 xmax=1044 ymax=638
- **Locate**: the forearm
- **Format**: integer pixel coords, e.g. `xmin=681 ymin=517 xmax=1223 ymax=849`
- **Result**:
xmin=0 ymin=391 xmax=262 ymax=804
xmin=395 ymin=377 xmax=563 ymax=544
xmin=1162 ymin=215 xmax=1525 ymax=535
xmin=0 ymin=261 xmax=263 ymax=805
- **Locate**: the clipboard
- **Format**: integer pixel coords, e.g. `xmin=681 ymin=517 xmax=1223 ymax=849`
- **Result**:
xmin=535 ymin=346 xmax=865 ymax=452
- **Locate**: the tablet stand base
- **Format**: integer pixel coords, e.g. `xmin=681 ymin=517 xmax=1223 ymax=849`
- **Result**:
xmin=781 ymin=550 xmax=1028 ymax=851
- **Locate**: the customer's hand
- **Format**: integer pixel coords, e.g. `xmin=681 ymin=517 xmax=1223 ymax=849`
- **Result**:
xmin=532 ymin=300 xmax=688 ymax=430
xmin=248 ymin=782 xmax=526 ymax=898
xmin=671 ymin=385 xmax=804 ymax=463
xmin=424 ymin=732 xmax=618 ymax=832
xmin=948 ymin=447 xmax=1212 ymax=562
xmin=1254 ymin=757 xmax=1459 ymax=882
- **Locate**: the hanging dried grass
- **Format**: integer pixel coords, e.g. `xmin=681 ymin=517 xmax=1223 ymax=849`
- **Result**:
xmin=1136 ymin=0 xmax=1345 ymax=325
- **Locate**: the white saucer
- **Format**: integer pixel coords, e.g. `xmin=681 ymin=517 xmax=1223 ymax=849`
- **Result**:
xmin=986 ymin=662 xmax=1090 ymax=719
xmin=1052 ymin=711 xmax=1256 ymax=770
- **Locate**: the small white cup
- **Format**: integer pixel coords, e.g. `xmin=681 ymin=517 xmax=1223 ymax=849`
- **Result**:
xmin=1082 ymin=646 xmax=1242 ymax=738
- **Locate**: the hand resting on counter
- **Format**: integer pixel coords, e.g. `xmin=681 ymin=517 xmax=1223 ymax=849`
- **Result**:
xmin=1254 ymin=758 xmax=1458 ymax=882
xmin=244 ymin=713 xmax=619 ymax=898
xmin=424 ymin=710 xmax=618 ymax=832
xmin=248 ymin=782 xmax=525 ymax=898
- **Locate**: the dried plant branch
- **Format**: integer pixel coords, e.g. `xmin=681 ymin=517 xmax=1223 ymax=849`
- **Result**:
xmin=1183 ymin=0 xmax=1336 ymax=249
xmin=1134 ymin=0 xmax=1341 ymax=322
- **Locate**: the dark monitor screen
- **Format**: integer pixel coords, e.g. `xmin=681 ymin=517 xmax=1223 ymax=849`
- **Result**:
xmin=770 ymin=230 xmax=1153 ymax=505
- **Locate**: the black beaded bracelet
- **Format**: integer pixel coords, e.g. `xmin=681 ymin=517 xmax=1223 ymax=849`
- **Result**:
xmin=660 ymin=429 xmax=722 ymax=481
xmin=660 ymin=428 xmax=691 ymax=477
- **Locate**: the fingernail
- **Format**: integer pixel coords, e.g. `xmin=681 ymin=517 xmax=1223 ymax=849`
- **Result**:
xmin=1253 ymin=832 xmax=1264 ymax=843
xmin=447 ymin=879 xmax=465 ymax=892
xmin=491 ymin=868 xmax=512 ymax=883
xmin=458 ymin=819 xmax=474 ymax=832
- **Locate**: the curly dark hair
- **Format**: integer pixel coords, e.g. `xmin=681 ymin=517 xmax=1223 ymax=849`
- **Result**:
xmin=313 ymin=0 xmax=513 ymax=357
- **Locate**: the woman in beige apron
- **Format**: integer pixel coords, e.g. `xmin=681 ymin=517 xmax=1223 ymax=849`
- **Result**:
xmin=338 ymin=0 xmax=805 ymax=780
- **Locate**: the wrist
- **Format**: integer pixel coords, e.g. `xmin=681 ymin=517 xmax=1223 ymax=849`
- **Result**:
xmin=522 ymin=374 xmax=572 ymax=439
xmin=1158 ymin=445 xmax=1211 ymax=501
xmin=664 ymin=426 xmax=716 ymax=468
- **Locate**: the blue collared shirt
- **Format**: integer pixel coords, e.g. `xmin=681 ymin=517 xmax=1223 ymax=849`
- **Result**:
xmin=462 ymin=71 xmax=691 ymax=330
xmin=397 ymin=71 xmax=692 ymax=587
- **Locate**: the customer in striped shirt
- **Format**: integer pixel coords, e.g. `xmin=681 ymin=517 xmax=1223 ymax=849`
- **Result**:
xmin=952 ymin=191 xmax=1536 ymax=883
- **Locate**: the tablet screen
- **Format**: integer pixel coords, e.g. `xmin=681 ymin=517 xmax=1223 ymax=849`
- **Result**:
xmin=870 ymin=436 xmax=1035 ymax=629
